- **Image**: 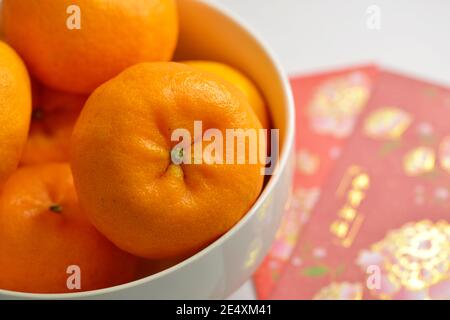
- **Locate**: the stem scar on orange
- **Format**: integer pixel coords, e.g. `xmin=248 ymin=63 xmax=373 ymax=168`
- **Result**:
xmin=71 ymin=62 xmax=266 ymax=259
xmin=0 ymin=40 xmax=31 ymax=186
xmin=0 ymin=163 xmax=138 ymax=294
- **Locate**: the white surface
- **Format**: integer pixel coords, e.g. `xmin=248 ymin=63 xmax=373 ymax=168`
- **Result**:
xmin=221 ymin=0 xmax=450 ymax=299
xmin=212 ymin=0 xmax=450 ymax=86
xmin=228 ymin=281 xmax=256 ymax=300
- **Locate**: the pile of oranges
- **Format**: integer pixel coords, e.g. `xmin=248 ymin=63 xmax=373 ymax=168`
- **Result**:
xmin=0 ymin=0 xmax=268 ymax=294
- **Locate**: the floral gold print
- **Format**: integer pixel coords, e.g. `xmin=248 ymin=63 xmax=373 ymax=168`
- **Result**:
xmin=357 ymin=220 xmax=450 ymax=300
xmin=313 ymin=282 xmax=363 ymax=300
xmin=403 ymin=147 xmax=436 ymax=176
xmin=296 ymin=149 xmax=320 ymax=175
xmin=308 ymin=72 xmax=370 ymax=138
xmin=364 ymin=107 xmax=412 ymax=140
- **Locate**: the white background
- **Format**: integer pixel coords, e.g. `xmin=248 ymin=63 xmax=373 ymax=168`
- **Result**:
xmin=216 ymin=0 xmax=450 ymax=299
xmin=212 ymin=0 xmax=450 ymax=85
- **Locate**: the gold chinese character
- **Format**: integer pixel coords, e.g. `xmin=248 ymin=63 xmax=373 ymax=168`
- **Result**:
xmin=330 ymin=220 xmax=349 ymax=238
xmin=338 ymin=206 xmax=357 ymax=221
xmin=348 ymin=189 xmax=365 ymax=207
xmin=352 ymin=173 xmax=370 ymax=190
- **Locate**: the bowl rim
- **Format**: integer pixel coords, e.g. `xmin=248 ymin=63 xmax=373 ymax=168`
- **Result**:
xmin=0 ymin=0 xmax=295 ymax=299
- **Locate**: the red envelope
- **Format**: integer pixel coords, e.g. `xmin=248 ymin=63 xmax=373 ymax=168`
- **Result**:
xmin=269 ymin=70 xmax=450 ymax=300
xmin=253 ymin=65 xmax=379 ymax=299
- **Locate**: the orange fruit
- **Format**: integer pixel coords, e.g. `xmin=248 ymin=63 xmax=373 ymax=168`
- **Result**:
xmin=20 ymin=87 xmax=87 ymax=165
xmin=0 ymin=163 xmax=138 ymax=294
xmin=0 ymin=40 xmax=31 ymax=186
xmin=71 ymin=62 xmax=265 ymax=259
xmin=33 ymin=83 xmax=88 ymax=113
xmin=0 ymin=6 xmax=4 ymax=38
xmin=2 ymin=0 xmax=178 ymax=94
xmin=182 ymin=60 xmax=269 ymax=128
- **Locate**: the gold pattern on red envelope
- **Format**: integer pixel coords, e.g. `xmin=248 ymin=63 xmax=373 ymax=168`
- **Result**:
xmin=439 ymin=136 xmax=450 ymax=174
xmin=357 ymin=220 xmax=450 ymax=300
xmin=364 ymin=107 xmax=412 ymax=140
xmin=271 ymin=188 xmax=320 ymax=261
xmin=268 ymin=71 xmax=450 ymax=300
xmin=403 ymin=147 xmax=436 ymax=176
xmin=313 ymin=282 xmax=363 ymax=300
xmin=308 ymin=72 xmax=371 ymax=138
xmin=253 ymin=66 xmax=379 ymax=299
xmin=330 ymin=166 xmax=369 ymax=248
xmin=296 ymin=149 xmax=320 ymax=175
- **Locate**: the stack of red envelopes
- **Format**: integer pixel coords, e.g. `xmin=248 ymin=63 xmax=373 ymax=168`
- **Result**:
xmin=254 ymin=66 xmax=450 ymax=300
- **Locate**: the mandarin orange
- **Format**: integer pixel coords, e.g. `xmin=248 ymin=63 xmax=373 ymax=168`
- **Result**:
xmin=20 ymin=87 xmax=87 ymax=165
xmin=182 ymin=60 xmax=269 ymax=128
xmin=71 ymin=62 xmax=265 ymax=259
xmin=2 ymin=0 xmax=178 ymax=93
xmin=0 ymin=163 xmax=138 ymax=293
xmin=0 ymin=40 xmax=31 ymax=186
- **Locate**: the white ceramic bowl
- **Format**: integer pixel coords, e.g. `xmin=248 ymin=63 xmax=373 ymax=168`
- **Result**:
xmin=0 ymin=0 xmax=295 ymax=299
